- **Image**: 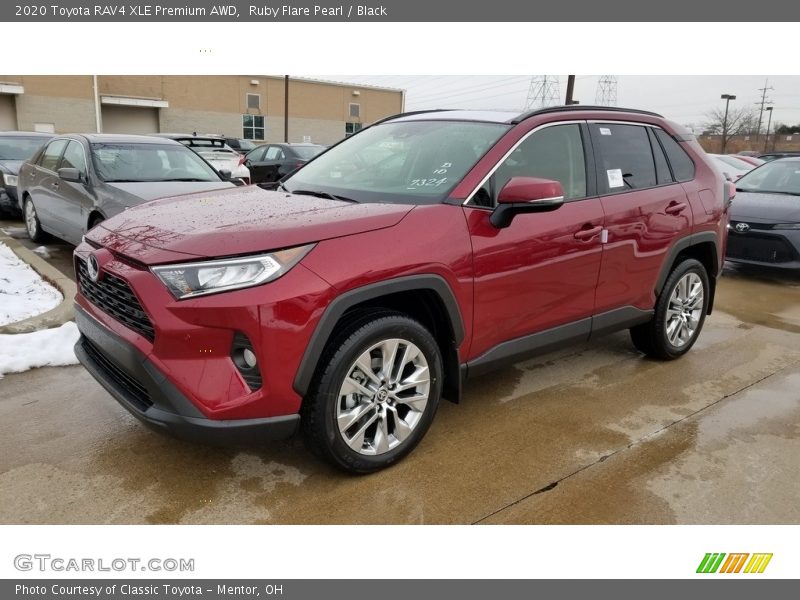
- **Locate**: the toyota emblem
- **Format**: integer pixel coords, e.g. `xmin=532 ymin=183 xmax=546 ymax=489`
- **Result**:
xmin=735 ymin=222 xmax=750 ymax=233
xmin=87 ymin=254 xmax=101 ymax=282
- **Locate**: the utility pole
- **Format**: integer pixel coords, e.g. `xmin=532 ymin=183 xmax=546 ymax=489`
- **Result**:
xmin=764 ymin=106 xmax=774 ymax=152
xmin=720 ymin=94 xmax=736 ymax=153
xmin=754 ymin=79 xmax=774 ymax=142
xmin=284 ymin=75 xmax=289 ymax=143
xmin=565 ymin=75 xmax=576 ymax=105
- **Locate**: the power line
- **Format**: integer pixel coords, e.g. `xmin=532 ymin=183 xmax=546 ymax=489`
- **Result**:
xmin=410 ymin=76 xmax=530 ymax=102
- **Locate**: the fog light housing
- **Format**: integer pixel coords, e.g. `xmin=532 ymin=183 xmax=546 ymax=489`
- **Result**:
xmin=231 ymin=333 xmax=262 ymax=391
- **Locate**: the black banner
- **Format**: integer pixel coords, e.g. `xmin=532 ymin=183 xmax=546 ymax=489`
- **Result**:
xmin=4 ymin=580 xmax=800 ymax=599
xmin=3 ymin=0 xmax=800 ymax=22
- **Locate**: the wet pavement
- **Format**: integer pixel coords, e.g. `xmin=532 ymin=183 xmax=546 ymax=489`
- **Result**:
xmin=1 ymin=222 xmax=799 ymax=524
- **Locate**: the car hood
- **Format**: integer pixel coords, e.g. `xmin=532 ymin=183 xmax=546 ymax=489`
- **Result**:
xmin=88 ymin=185 xmax=414 ymax=264
xmin=731 ymin=190 xmax=800 ymax=222
xmin=0 ymin=159 xmax=24 ymax=175
xmin=104 ymin=181 xmax=234 ymax=206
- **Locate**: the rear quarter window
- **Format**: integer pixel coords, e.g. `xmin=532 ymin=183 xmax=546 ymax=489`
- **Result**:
xmin=655 ymin=129 xmax=695 ymax=182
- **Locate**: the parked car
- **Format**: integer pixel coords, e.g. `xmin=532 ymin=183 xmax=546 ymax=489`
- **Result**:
xmin=244 ymin=143 xmax=325 ymax=184
xmin=758 ymin=151 xmax=800 ymax=162
xmin=73 ymin=106 xmax=729 ymax=473
xmin=731 ymin=155 xmax=765 ymax=167
xmin=155 ymin=134 xmax=251 ymax=183
xmin=18 ymin=134 xmax=234 ymax=245
xmin=708 ymin=153 xmax=753 ymax=181
xmin=209 ymin=136 xmax=258 ymax=155
xmin=0 ymin=131 xmax=53 ymax=218
xmin=727 ymin=157 xmax=800 ymax=270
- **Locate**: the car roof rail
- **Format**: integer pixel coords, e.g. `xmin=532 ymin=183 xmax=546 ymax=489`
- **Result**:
xmin=511 ymin=105 xmax=664 ymax=123
xmin=371 ymin=109 xmax=455 ymax=126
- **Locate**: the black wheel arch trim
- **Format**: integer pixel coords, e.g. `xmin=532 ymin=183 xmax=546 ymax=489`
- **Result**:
xmin=293 ymin=274 xmax=465 ymax=397
xmin=654 ymin=231 xmax=720 ymax=295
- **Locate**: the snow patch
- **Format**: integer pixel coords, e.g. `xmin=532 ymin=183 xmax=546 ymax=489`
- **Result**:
xmin=0 ymin=321 xmax=80 ymax=378
xmin=0 ymin=227 xmax=29 ymax=239
xmin=0 ymin=241 xmax=62 ymax=326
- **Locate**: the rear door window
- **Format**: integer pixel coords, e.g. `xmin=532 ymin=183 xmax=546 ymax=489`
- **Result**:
xmin=591 ymin=123 xmax=657 ymax=193
xmin=647 ymin=128 xmax=673 ymax=185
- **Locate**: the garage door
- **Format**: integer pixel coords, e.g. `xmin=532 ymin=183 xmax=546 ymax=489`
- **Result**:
xmin=102 ymin=106 xmax=159 ymax=134
xmin=0 ymin=95 xmax=17 ymax=130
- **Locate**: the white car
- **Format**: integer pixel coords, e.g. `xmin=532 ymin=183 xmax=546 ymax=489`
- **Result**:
xmin=708 ymin=153 xmax=753 ymax=182
xmin=154 ymin=134 xmax=251 ymax=183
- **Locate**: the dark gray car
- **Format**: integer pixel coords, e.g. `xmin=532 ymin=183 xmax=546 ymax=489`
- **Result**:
xmin=727 ymin=157 xmax=800 ymax=270
xmin=0 ymin=131 xmax=53 ymax=218
xmin=17 ymin=134 xmax=234 ymax=245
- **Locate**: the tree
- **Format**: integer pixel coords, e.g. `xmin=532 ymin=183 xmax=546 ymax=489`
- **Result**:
xmin=703 ymin=107 xmax=761 ymax=136
xmin=775 ymin=123 xmax=800 ymax=135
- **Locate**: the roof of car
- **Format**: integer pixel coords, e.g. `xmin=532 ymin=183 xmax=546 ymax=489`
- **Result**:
xmin=385 ymin=105 xmax=665 ymax=125
xmin=770 ymin=156 xmax=800 ymax=162
xmin=0 ymin=131 xmax=55 ymax=137
xmin=66 ymin=133 xmax=181 ymax=145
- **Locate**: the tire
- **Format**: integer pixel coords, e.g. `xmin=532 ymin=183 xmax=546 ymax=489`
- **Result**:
xmin=630 ymin=258 xmax=710 ymax=360
xmin=302 ymin=311 xmax=443 ymax=474
xmin=24 ymin=197 xmax=48 ymax=243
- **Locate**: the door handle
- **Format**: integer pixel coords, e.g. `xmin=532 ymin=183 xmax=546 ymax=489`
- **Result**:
xmin=665 ymin=202 xmax=688 ymax=215
xmin=574 ymin=225 xmax=603 ymax=240
xmin=51 ymin=181 xmax=59 ymax=188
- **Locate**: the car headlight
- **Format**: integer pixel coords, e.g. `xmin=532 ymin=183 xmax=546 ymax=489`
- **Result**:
xmin=773 ymin=223 xmax=800 ymax=230
xmin=152 ymin=244 xmax=314 ymax=299
xmin=2 ymin=173 xmax=18 ymax=187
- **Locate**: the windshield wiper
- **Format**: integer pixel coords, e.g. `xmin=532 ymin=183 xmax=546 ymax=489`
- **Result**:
xmin=157 ymin=178 xmax=211 ymax=182
xmin=291 ymin=189 xmax=358 ymax=203
xmin=737 ymin=188 xmax=800 ymax=196
xmin=103 ymin=179 xmax=144 ymax=183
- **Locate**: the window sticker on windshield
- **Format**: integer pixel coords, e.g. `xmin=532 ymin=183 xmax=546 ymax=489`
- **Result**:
xmin=599 ymin=128 xmax=612 ymax=136
xmin=607 ymin=168 xmax=624 ymax=188
xmin=407 ymin=178 xmax=448 ymax=190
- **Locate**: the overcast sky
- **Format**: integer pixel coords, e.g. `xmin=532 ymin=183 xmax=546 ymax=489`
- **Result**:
xmin=324 ymin=75 xmax=800 ymax=131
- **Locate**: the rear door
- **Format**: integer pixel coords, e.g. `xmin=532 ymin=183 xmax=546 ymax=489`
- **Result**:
xmin=27 ymin=138 xmax=69 ymax=235
xmin=589 ymin=122 xmax=693 ymax=315
xmin=258 ymin=145 xmax=287 ymax=182
xmin=465 ymin=122 xmax=605 ymax=361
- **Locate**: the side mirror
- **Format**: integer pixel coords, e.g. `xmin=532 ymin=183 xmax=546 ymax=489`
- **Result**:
xmin=219 ymin=168 xmax=232 ymax=180
xmin=490 ymin=177 xmax=565 ymax=228
xmin=58 ymin=167 xmax=84 ymax=184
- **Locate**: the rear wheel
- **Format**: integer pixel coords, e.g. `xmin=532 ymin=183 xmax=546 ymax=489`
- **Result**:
xmin=302 ymin=312 xmax=442 ymax=474
xmin=24 ymin=197 xmax=48 ymax=243
xmin=631 ymin=258 xmax=709 ymax=359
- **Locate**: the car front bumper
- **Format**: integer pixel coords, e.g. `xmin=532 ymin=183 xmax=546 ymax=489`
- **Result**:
xmin=725 ymin=224 xmax=800 ymax=270
xmin=74 ymin=305 xmax=300 ymax=444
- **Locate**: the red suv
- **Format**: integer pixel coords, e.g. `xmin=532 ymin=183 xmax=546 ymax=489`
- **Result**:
xmin=74 ymin=106 xmax=731 ymax=473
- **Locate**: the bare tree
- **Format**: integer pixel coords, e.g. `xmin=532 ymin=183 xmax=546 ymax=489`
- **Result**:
xmin=703 ymin=107 xmax=761 ymax=136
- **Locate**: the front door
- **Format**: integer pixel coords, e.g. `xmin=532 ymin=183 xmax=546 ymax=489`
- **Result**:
xmin=465 ymin=122 xmax=604 ymax=361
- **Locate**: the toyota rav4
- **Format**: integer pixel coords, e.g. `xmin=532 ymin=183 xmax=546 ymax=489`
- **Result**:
xmin=73 ymin=106 xmax=731 ymax=473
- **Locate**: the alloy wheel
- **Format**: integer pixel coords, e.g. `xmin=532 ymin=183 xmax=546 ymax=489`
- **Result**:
xmin=25 ymin=201 xmax=38 ymax=238
xmin=336 ymin=338 xmax=430 ymax=456
xmin=665 ymin=272 xmax=704 ymax=348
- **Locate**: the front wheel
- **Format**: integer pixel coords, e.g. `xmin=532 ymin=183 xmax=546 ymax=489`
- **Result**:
xmin=302 ymin=312 xmax=442 ymax=474
xmin=630 ymin=258 xmax=710 ymax=359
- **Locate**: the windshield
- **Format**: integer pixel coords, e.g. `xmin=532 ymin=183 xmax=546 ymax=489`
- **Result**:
xmin=283 ymin=120 xmax=510 ymax=204
xmin=91 ymin=143 xmax=222 ymax=183
xmin=736 ymin=160 xmax=800 ymax=196
xmin=293 ymin=145 xmax=325 ymax=160
xmin=0 ymin=137 xmax=49 ymax=160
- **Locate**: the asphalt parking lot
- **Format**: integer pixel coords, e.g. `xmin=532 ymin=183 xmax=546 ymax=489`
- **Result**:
xmin=1 ymin=221 xmax=799 ymax=524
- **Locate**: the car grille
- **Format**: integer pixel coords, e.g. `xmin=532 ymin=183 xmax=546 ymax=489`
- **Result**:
xmin=77 ymin=259 xmax=156 ymax=342
xmin=727 ymin=233 xmax=797 ymax=264
xmin=81 ymin=337 xmax=153 ymax=412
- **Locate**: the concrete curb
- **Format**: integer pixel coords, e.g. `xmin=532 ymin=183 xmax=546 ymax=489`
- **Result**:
xmin=0 ymin=232 xmax=76 ymax=335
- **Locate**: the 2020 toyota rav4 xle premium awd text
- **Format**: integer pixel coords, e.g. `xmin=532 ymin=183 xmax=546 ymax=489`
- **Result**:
xmin=73 ymin=107 xmax=731 ymax=473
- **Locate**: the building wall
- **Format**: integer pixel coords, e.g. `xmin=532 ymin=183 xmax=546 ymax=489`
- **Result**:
xmin=0 ymin=94 xmax=16 ymax=130
xmin=697 ymin=134 xmax=800 ymax=154
xmin=0 ymin=75 xmax=403 ymax=141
